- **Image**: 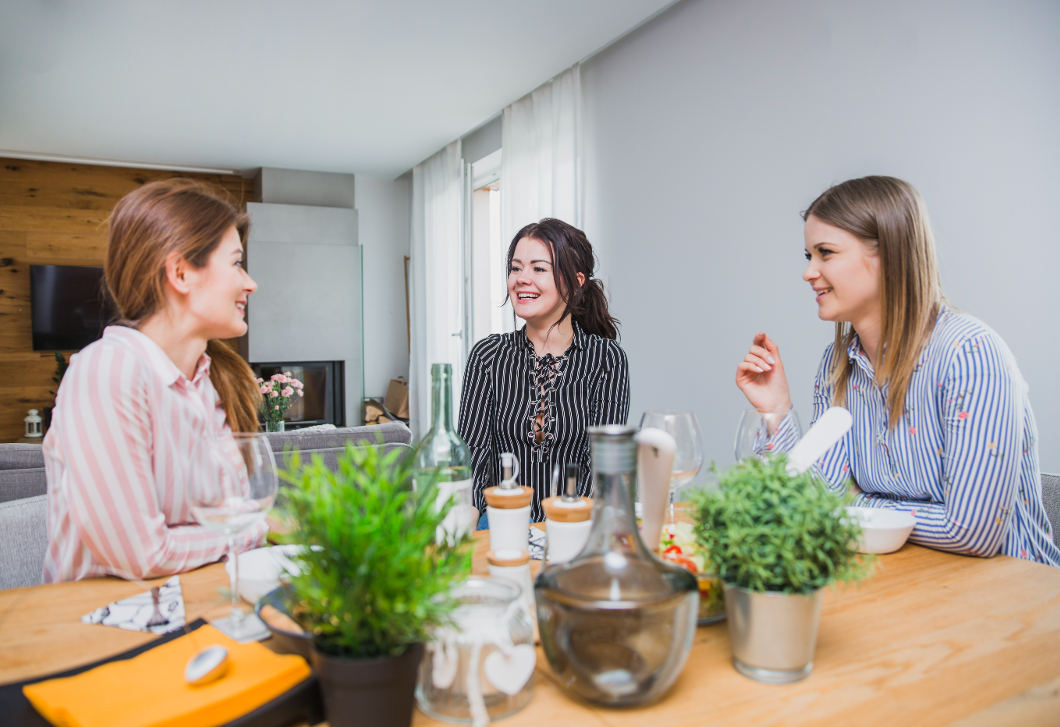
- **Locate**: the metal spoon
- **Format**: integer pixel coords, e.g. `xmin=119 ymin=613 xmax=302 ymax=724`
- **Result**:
xmin=185 ymin=645 xmax=229 ymax=685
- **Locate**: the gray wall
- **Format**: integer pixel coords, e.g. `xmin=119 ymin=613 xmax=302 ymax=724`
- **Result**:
xmin=581 ymin=0 xmax=1060 ymax=473
xmin=356 ymin=173 xmax=412 ymax=397
xmin=246 ymin=200 xmax=362 ymax=427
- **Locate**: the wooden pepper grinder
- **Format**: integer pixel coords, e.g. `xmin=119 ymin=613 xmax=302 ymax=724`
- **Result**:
xmin=484 ymin=453 xmax=533 ymax=552
xmin=542 ymin=464 xmax=593 ymax=565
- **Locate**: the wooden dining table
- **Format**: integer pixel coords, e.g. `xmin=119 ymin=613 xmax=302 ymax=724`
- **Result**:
xmin=2 ymin=531 xmax=1059 ymax=727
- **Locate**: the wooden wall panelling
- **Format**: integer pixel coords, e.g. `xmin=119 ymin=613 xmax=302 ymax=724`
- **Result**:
xmin=0 ymin=157 xmax=252 ymax=442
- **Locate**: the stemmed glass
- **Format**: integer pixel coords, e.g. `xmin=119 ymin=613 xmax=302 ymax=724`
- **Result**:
xmin=638 ymin=410 xmax=704 ymax=523
xmin=191 ymin=432 xmax=278 ymax=642
xmin=734 ymin=409 xmax=803 ymax=462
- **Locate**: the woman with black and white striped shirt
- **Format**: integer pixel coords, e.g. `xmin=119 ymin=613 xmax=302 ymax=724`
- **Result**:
xmin=459 ymin=219 xmax=630 ymax=524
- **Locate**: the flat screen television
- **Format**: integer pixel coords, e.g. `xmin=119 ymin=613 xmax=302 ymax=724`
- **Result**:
xmin=30 ymin=265 xmax=117 ymax=351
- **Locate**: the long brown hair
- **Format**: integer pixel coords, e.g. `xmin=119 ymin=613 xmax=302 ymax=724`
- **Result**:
xmin=505 ymin=218 xmax=620 ymax=340
xmin=803 ymin=176 xmax=944 ymax=428
xmin=105 ymin=179 xmax=261 ymax=433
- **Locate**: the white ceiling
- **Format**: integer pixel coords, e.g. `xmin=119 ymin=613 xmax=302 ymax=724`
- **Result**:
xmin=0 ymin=0 xmax=675 ymax=178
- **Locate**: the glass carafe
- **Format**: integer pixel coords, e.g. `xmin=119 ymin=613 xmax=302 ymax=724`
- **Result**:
xmin=414 ymin=363 xmax=474 ymax=543
xmin=535 ymin=425 xmax=698 ymax=706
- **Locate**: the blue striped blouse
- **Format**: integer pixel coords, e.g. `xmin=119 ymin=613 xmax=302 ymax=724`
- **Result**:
xmin=765 ymin=307 xmax=1059 ymax=566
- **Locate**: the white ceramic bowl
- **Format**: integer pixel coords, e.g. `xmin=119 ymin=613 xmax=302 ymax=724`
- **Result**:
xmin=225 ymin=545 xmax=304 ymax=604
xmin=845 ymin=507 xmax=916 ymax=554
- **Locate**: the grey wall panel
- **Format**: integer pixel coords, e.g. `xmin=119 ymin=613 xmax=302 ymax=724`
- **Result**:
xmin=246 ymin=202 xmax=358 ymax=246
xmin=255 ymin=168 xmax=356 ymax=209
xmin=247 ymin=203 xmax=363 ymax=426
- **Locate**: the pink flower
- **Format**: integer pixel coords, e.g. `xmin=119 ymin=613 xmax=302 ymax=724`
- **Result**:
xmin=274 ymin=405 xmax=280 ymax=410
xmin=297 ymin=390 xmax=303 ymax=397
xmin=911 ymin=509 xmax=917 ymax=516
xmin=284 ymin=371 xmax=292 ymax=377
xmin=842 ymin=464 xmax=849 ymax=472
xmin=270 ymin=374 xmax=284 ymax=382
xmin=958 ymin=411 xmax=969 ymax=420
xmin=293 ymin=380 xmax=303 ymax=388
xmin=259 ymin=385 xmax=269 ymax=394
xmin=909 ymin=426 xmax=917 ymax=434
xmin=255 ymin=377 xmax=263 ymax=384
xmin=270 ymin=390 xmax=279 ymax=398
xmin=281 ymin=387 xmax=294 ymax=397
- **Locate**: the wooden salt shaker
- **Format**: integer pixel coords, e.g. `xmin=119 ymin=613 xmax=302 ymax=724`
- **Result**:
xmin=541 ymin=464 xmax=593 ymax=564
xmin=484 ymin=452 xmax=533 ymax=552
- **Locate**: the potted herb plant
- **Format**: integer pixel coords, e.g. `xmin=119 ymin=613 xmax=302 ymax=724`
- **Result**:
xmin=280 ymin=442 xmax=472 ymax=727
xmin=692 ymin=455 xmax=870 ymax=684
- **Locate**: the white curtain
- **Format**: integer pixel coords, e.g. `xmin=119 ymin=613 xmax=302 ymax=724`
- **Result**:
xmin=409 ymin=140 xmax=464 ymax=440
xmin=501 ymin=63 xmax=583 ymax=247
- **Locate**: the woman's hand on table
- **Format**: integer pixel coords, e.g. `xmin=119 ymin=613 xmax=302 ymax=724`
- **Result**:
xmin=736 ymin=333 xmax=793 ymax=435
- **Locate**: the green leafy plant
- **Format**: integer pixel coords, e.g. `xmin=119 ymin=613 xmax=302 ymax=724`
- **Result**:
xmin=279 ymin=441 xmax=473 ymax=659
xmin=692 ymin=455 xmax=872 ymax=594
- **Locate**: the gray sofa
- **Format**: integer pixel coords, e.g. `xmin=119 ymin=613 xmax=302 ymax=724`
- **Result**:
xmin=0 ymin=421 xmax=413 ymax=590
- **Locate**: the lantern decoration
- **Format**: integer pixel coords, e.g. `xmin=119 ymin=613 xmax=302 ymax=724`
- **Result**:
xmin=24 ymin=409 xmax=43 ymax=438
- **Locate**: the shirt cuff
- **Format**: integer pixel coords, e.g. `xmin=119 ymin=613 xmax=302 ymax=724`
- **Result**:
xmin=754 ymin=409 xmax=801 ymax=457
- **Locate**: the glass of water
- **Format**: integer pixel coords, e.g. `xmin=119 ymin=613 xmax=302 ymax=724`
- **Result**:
xmin=191 ymin=432 xmax=278 ymax=642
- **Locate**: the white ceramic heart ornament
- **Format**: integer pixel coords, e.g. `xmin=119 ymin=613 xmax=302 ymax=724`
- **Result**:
xmin=483 ymin=644 xmax=536 ymax=696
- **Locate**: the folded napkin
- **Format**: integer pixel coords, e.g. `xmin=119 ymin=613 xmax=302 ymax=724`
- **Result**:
xmin=81 ymin=577 xmax=185 ymax=635
xmin=528 ymin=527 xmax=545 ymax=560
xmin=23 ymin=625 xmax=311 ymax=727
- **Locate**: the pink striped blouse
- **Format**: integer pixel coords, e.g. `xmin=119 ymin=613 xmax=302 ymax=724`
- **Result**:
xmin=42 ymin=326 xmax=267 ymax=583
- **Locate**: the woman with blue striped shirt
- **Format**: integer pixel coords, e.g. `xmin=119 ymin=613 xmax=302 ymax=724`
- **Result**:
xmin=737 ymin=176 xmax=1058 ymax=566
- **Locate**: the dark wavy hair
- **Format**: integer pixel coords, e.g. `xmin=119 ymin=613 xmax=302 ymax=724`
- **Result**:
xmin=505 ymin=218 xmax=619 ymax=340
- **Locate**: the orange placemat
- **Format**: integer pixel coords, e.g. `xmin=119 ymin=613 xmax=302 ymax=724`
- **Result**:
xmin=23 ymin=625 xmax=310 ymax=727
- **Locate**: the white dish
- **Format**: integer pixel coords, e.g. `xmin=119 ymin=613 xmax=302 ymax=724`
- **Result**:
xmin=225 ymin=545 xmax=304 ymax=604
xmin=845 ymin=507 xmax=916 ymax=554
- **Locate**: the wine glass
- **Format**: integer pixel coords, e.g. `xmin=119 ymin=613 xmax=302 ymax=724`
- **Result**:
xmin=191 ymin=432 xmax=278 ymax=642
xmin=734 ymin=409 xmax=802 ymax=462
xmin=638 ymin=410 xmax=704 ymax=523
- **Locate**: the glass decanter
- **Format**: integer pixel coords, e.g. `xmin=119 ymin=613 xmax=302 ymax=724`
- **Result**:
xmin=414 ymin=363 xmax=474 ymax=543
xmin=535 ymin=425 xmax=699 ymax=706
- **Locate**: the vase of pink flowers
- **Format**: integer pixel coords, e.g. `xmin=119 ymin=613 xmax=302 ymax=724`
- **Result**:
xmin=257 ymin=372 xmax=304 ymax=433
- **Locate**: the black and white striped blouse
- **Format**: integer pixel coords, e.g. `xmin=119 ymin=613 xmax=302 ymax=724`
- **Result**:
xmin=458 ymin=323 xmax=631 ymax=522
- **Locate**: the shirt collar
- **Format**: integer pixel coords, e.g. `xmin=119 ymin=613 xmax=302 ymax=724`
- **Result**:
xmin=516 ymin=321 xmax=586 ymax=355
xmin=102 ymin=326 xmax=212 ymax=388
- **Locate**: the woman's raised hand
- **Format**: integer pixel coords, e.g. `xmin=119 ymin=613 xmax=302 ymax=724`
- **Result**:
xmin=736 ymin=333 xmax=793 ymax=416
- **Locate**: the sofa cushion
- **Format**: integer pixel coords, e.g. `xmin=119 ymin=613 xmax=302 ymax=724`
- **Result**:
xmin=0 ymin=444 xmax=45 ymax=470
xmin=265 ymin=421 xmax=412 ymax=454
xmin=0 ymin=467 xmax=48 ymax=503
xmin=275 ymin=442 xmax=412 ymax=478
xmin=0 ymin=495 xmax=48 ymax=590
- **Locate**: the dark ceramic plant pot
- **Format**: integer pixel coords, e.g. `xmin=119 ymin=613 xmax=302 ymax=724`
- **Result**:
xmin=310 ymin=643 xmax=424 ymax=727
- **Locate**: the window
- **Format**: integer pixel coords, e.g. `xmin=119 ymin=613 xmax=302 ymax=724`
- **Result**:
xmin=465 ymin=149 xmax=519 ymax=358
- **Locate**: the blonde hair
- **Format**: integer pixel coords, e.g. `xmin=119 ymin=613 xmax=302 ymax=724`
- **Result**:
xmin=804 ymin=176 xmax=944 ymax=428
xmin=105 ymin=179 xmax=261 ymax=433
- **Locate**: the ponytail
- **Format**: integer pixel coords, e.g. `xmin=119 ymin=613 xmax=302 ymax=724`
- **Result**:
xmin=572 ymin=278 xmax=619 ymax=340
xmin=506 ymin=218 xmax=620 ymax=341
xmin=206 ymin=341 xmax=262 ymax=433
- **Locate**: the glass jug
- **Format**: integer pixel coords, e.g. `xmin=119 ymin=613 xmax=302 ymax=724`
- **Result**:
xmin=416 ymin=578 xmax=535 ymax=724
xmin=535 ymin=425 xmax=698 ymax=706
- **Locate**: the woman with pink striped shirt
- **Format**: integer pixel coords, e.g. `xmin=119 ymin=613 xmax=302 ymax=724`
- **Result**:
xmin=42 ymin=180 xmax=268 ymax=582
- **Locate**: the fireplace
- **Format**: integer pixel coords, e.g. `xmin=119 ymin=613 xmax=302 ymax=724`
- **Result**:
xmin=251 ymin=360 xmax=346 ymax=429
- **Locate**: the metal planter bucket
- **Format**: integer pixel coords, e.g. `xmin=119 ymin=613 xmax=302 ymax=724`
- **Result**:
xmin=722 ymin=584 xmax=823 ymax=684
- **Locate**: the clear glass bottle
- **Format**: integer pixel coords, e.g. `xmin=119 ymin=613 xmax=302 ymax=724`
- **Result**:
xmin=535 ymin=425 xmax=699 ymax=706
xmin=415 ymin=364 xmax=474 ymax=542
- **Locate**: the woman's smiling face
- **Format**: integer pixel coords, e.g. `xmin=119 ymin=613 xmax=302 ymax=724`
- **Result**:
xmin=803 ymin=215 xmax=881 ymax=326
xmin=184 ymin=225 xmax=257 ymax=339
xmin=508 ymin=236 xmax=568 ymax=325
